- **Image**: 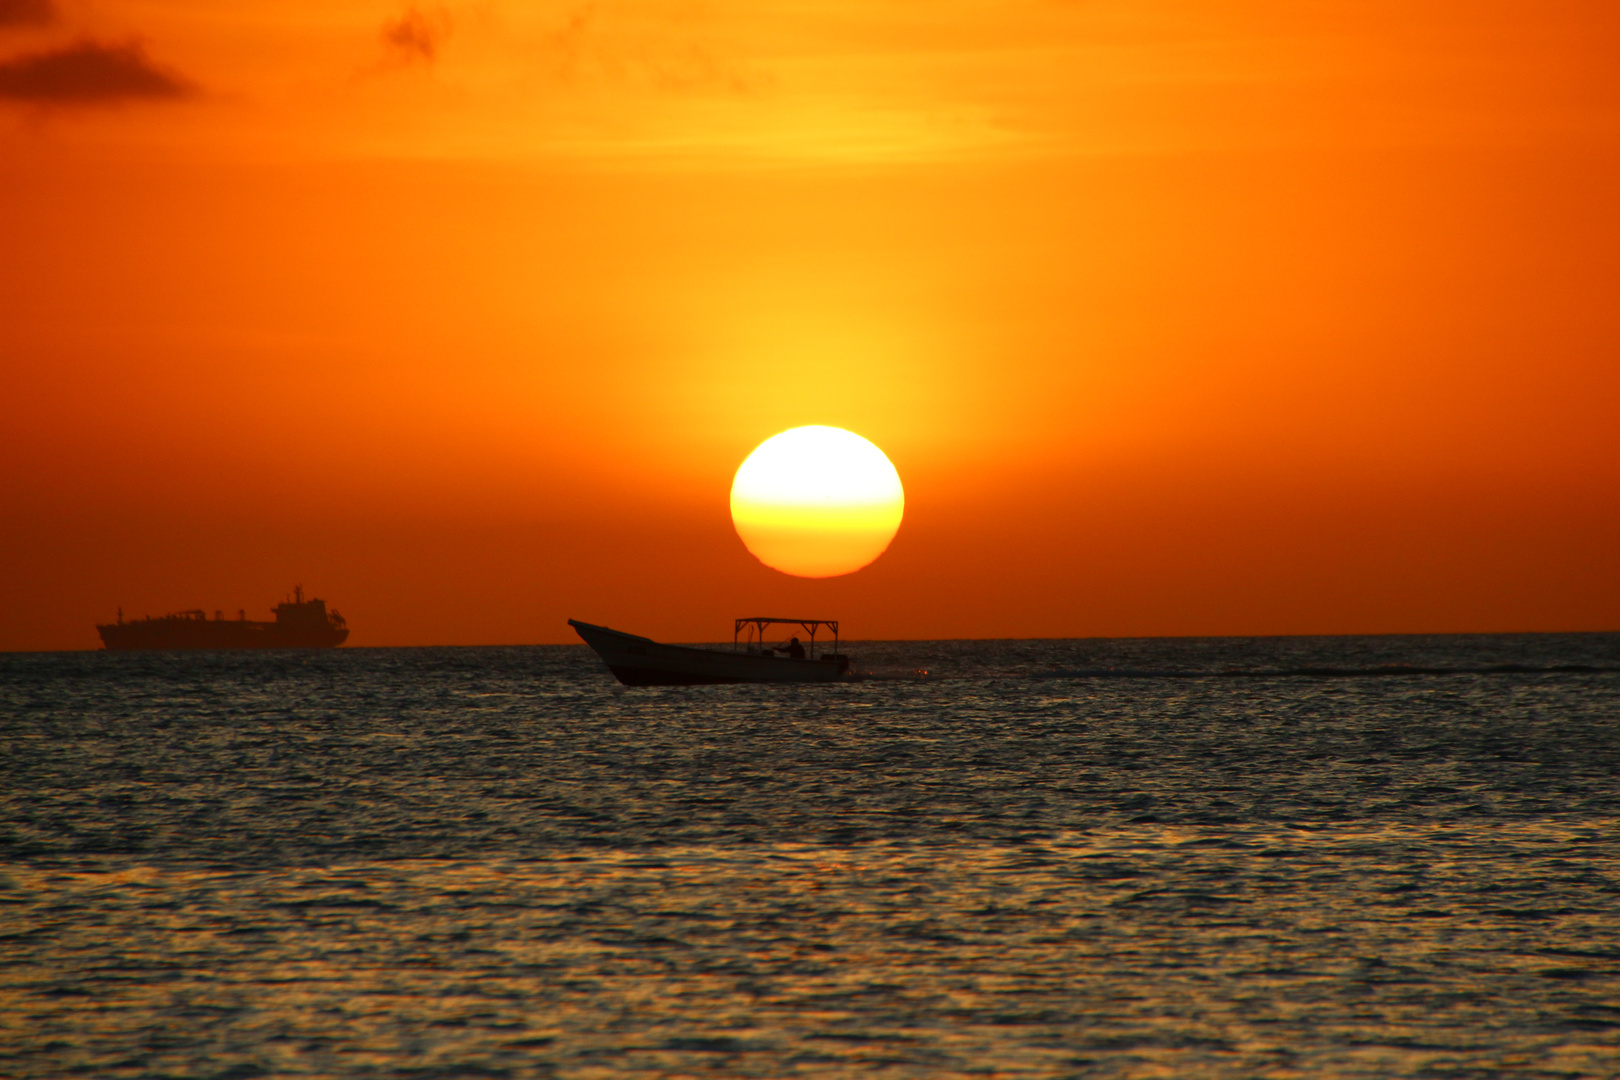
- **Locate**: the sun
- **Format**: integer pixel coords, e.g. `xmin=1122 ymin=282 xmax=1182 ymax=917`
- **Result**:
xmin=730 ymin=426 xmax=905 ymax=578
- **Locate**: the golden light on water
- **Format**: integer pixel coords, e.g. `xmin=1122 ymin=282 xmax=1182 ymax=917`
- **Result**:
xmin=730 ymin=426 xmax=904 ymax=578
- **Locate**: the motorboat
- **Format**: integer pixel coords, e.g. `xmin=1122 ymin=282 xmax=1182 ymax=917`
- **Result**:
xmin=569 ymin=617 xmax=849 ymax=685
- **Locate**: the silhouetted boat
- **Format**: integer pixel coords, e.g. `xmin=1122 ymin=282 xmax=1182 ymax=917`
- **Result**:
xmin=97 ymin=587 xmax=349 ymax=650
xmin=569 ymin=617 xmax=849 ymax=685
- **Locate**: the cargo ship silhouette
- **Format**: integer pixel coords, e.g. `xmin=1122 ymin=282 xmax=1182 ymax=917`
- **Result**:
xmin=97 ymin=587 xmax=349 ymax=650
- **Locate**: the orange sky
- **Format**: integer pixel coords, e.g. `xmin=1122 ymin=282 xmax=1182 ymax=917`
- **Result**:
xmin=2 ymin=0 xmax=1618 ymax=649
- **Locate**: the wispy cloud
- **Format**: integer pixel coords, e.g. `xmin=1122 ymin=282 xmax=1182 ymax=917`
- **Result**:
xmin=0 ymin=0 xmax=55 ymax=29
xmin=0 ymin=39 xmax=194 ymax=103
xmin=381 ymin=4 xmax=452 ymax=66
xmin=537 ymin=2 xmax=768 ymax=95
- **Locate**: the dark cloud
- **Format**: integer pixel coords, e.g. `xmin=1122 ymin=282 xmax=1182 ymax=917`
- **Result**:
xmin=381 ymin=4 xmax=452 ymax=65
xmin=0 ymin=40 xmax=193 ymax=103
xmin=0 ymin=0 xmax=56 ymax=29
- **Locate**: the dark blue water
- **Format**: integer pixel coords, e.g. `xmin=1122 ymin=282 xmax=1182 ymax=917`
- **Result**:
xmin=3 ymin=634 xmax=1618 ymax=1077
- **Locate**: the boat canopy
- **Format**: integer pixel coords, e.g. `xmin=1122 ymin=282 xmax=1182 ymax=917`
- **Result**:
xmin=734 ymin=617 xmax=839 ymax=658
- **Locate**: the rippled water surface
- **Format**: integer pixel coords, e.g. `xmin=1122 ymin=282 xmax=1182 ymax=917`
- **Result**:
xmin=3 ymin=635 xmax=1619 ymax=1078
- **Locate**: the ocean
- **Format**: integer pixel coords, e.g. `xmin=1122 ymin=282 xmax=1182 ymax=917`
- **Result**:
xmin=2 ymin=634 xmax=1618 ymax=1078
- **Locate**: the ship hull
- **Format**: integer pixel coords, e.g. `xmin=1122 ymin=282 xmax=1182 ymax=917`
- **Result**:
xmin=97 ymin=620 xmax=348 ymax=650
xmin=569 ymin=619 xmax=845 ymax=685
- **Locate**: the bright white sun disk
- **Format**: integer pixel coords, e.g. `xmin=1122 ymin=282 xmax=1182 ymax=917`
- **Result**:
xmin=730 ymin=426 xmax=904 ymax=578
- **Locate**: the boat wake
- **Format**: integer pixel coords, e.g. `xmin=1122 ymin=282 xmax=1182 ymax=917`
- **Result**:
xmin=1032 ymin=663 xmax=1618 ymax=681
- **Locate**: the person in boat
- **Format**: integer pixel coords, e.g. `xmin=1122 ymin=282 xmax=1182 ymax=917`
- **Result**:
xmin=785 ymin=636 xmax=805 ymax=659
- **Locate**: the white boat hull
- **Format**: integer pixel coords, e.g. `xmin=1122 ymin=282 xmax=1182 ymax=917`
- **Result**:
xmin=569 ymin=619 xmax=847 ymax=685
